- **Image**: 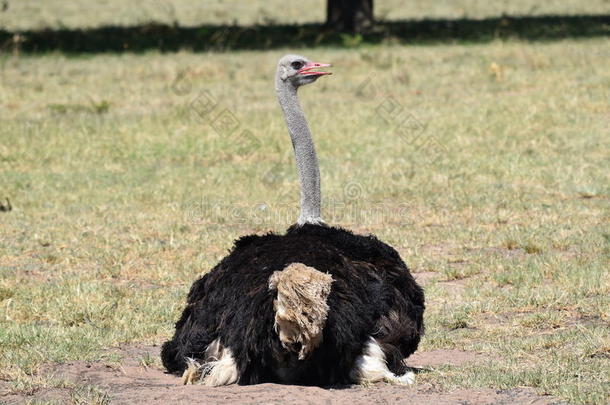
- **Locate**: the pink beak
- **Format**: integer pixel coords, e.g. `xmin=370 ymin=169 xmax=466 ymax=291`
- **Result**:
xmin=298 ymin=61 xmax=332 ymax=76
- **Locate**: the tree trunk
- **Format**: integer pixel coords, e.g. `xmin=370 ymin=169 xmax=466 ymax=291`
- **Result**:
xmin=326 ymin=0 xmax=374 ymax=33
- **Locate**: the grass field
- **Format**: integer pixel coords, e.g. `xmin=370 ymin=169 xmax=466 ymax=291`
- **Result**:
xmin=1 ymin=2 xmax=609 ymax=404
xmin=1 ymin=0 xmax=609 ymax=30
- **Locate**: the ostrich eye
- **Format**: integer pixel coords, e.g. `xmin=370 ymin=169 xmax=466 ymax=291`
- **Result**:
xmin=291 ymin=61 xmax=304 ymax=70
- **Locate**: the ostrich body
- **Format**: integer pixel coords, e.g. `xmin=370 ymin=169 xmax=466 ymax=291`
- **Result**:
xmin=161 ymin=55 xmax=425 ymax=386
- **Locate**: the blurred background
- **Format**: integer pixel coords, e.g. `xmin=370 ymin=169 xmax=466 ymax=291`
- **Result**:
xmin=1 ymin=0 xmax=609 ymax=51
xmin=1 ymin=0 xmax=609 ymax=29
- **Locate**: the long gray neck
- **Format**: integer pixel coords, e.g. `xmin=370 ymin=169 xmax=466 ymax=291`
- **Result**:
xmin=275 ymin=77 xmax=322 ymax=225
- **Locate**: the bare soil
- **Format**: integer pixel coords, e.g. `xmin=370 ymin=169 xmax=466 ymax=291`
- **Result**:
xmin=1 ymin=345 xmax=565 ymax=405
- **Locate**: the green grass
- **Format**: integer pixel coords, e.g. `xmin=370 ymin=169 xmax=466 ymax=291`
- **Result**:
xmin=1 ymin=33 xmax=609 ymax=405
xmin=1 ymin=0 xmax=609 ymax=30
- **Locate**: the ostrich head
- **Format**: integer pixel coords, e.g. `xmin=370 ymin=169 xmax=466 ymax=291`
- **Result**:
xmin=276 ymin=54 xmax=331 ymax=88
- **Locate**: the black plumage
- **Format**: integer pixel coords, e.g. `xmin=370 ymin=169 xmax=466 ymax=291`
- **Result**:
xmin=161 ymin=223 xmax=424 ymax=385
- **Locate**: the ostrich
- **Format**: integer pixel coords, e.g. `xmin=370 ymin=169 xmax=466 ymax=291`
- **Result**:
xmin=161 ymin=54 xmax=425 ymax=386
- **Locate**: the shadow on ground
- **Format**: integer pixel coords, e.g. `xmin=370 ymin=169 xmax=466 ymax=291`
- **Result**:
xmin=1 ymin=14 xmax=609 ymax=53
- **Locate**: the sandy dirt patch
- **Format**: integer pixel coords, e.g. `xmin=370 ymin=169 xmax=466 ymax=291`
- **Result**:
xmin=0 ymin=345 xmax=565 ymax=405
